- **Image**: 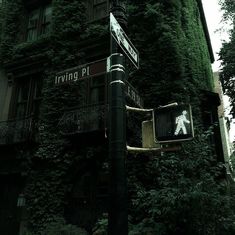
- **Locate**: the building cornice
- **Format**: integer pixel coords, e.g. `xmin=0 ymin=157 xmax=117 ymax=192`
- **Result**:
xmin=196 ymin=0 xmax=215 ymax=63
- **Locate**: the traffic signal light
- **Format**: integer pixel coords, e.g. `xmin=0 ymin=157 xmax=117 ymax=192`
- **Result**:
xmin=153 ymin=104 xmax=194 ymax=143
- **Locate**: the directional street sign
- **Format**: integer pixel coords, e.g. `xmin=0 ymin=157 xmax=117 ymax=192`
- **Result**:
xmin=110 ymin=13 xmax=139 ymax=69
xmin=125 ymin=81 xmax=143 ymax=108
xmin=153 ymin=104 xmax=194 ymax=143
xmin=55 ymin=58 xmax=108 ymax=85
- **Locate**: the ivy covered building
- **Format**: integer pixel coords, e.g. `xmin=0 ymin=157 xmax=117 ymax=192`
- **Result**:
xmin=0 ymin=0 xmax=231 ymax=235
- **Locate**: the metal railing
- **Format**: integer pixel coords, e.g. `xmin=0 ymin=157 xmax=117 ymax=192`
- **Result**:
xmin=58 ymin=104 xmax=108 ymax=135
xmin=0 ymin=117 xmax=35 ymax=145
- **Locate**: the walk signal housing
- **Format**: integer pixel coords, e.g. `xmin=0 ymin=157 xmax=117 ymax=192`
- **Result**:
xmin=153 ymin=104 xmax=194 ymax=143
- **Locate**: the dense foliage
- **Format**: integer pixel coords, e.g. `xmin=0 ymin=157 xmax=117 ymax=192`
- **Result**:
xmin=127 ymin=0 xmax=214 ymax=108
xmin=219 ymin=0 xmax=235 ymax=118
xmin=219 ymin=0 xmax=235 ymax=21
xmin=0 ymin=0 xmax=234 ymax=234
xmin=127 ymin=131 xmax=234 ymax=235
xmin=125 ymin=1 xmax=235 ymax=234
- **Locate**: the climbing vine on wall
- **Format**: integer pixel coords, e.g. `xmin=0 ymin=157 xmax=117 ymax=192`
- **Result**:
xmin=125 ymin=1 xmax=235 ymax=234
xmin=0 ymin=0 xmax=23 ymax=64
xmin=0 ymin=0 xmax=108 ymax=233
xmin=126 ymin=0 xmax=214 ymax=109
xmin=0 ymin=0 xmax=234 ymax=234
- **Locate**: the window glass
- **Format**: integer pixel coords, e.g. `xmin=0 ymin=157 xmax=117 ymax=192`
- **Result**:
xmin=18 ymin=81 xmax=30 ymax=102
xmin=32 ymin=78 xmax=43 ymax=116
xmin=90 ymin=76 xmax=105 ymax=104
xmin=27 ymin=9 xmax=40 ymax=41
xmin=26 ymin=4 xmax=52 ymax=41
xmin=87 ymin=0 xmax=109 ymax=21
xmin=13 ymin=76 xmax=43 ymax=119
xmin=16 ymin=79 xmax=30 ymax=118
xmin=41 ymin=4 xmax=52 ymax=35
xmin=93 ymin=2 xmax=107 ymax=20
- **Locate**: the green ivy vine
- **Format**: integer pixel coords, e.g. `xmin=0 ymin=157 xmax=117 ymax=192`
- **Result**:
xmin=0 ymin=0 xmax=234 ymax=234
xmin=0 ymin=0 xmax=108 ymax=234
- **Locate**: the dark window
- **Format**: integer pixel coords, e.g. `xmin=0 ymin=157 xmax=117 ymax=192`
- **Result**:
xmin=26 ymin=4 xmax=52 ymax=41
xmin=200 ymin=91 xmax=224 ymax=162
xmin=15 ymin=78 xmax=30 ymax=118
xmin=57 ymin=74 xmax=107 ymax=135
xmin=69 ymin=74 xmax=106 ymax=107
xmin=11 ymin=75 xmax=43 ymax=119
xmin=89 ymin=75 xmax=106 ymax=104
xmin=87 ymin=0 xmax=109 ymax=21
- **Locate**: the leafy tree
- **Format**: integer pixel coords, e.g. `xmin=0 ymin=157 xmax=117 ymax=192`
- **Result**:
xmin=219 ymin=0 xmax=235 ymax=21
xmin=219 ymin=0 xmax=235 ymax=118
xmin=127 ymin=131 xmax=235 ymax=235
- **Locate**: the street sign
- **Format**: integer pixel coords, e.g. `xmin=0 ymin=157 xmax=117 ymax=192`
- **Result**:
xmin=55 ymin=58 xmax=108 ymax=85
xmin=153 ymin=104 xmax=194 ymax=143
xmin=110 ymin=12 xmax=139 ymax=69
xmin=125 ymin=81 xmax=143 ymax=108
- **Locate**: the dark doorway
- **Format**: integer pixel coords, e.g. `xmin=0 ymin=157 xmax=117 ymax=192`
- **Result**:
xmin=0 ymin=174 xmax=21 ymax=235
xmin=64 ymin=169 xmax=109 ymax=233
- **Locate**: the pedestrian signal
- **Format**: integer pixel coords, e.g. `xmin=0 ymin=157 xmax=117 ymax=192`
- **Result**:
xmin=153 ymin=104 xmax=194 ymax=143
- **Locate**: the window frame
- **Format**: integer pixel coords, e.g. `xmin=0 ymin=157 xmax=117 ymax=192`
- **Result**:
xmin=9 ymin=74 xmax=43 ymax=120
xmin=88 ymin=75 xmax=106 ymax=105
xmin=87 ymin=0 xmax=109 ymax=22
xmin=26 ymin=3 xmax=52 ymax=42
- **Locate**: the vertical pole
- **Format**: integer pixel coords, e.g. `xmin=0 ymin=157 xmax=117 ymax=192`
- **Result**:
xmin=108 ymin=3 xmax=128 ymax=234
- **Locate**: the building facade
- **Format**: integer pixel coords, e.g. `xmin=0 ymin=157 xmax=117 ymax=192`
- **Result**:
xmin=0 ymin=0 xmax=226 ymax=235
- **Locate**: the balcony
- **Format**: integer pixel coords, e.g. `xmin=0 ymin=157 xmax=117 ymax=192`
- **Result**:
xmin=0 ymin=117 xmax=35 ymax=145
xmin=58 ymin=104 xmax=108 ymax=136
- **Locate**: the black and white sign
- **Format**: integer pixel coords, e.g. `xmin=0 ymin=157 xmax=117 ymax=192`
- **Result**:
xmin=125 ymin=81 xmax=143 ymax=108
xmin=153 ymin=104 xmax=194 ymax=143
xmin=110 ymin=13 xmax=139 ymax=69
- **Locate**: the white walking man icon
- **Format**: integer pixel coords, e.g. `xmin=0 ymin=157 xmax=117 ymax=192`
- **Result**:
xmin=174 ymin=110 xmax=190 ymax=135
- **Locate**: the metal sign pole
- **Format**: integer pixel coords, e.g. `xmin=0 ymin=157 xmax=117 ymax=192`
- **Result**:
xmin=108 ymin=5 xmax=128 ymax=235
